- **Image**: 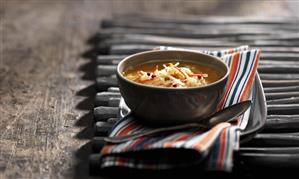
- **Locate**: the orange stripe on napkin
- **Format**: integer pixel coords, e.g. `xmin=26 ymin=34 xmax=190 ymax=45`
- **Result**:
xmin=117 ymin=121 xmax=139 ymax=136
xmin=163 ymin=132 xmax=201 ymax=148
xmin=217 ymin=53 xmax=241 ymax=110
xmin=101 ymin=144 xmax=114 ymax=155
xmin=193 ymin=123 xmax=231 ymax=151
xmin=218 ymin=128 xmax=228 ymax=169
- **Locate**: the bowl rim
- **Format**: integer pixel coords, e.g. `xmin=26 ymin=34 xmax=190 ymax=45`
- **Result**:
xmin=117 ymin=49 xmax=229 ymax=91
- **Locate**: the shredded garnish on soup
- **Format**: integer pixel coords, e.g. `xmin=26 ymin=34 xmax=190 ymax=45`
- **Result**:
xmin=123 ymin=61 xmax=219 ymax=88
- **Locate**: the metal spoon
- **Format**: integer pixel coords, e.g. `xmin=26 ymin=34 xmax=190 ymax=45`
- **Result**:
xmin=104 ymin=100 xmax=251 ymax=144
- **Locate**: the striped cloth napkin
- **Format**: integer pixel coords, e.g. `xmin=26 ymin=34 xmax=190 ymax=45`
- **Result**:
xmin=99 ymin=46 xmax=260 ymax=172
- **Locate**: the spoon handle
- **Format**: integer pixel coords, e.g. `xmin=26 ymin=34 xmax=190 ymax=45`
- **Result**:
xmin=104 ymin=123 xmax=207 ymax=143
xmin=208 ymin=100 xmax=252 ymax=127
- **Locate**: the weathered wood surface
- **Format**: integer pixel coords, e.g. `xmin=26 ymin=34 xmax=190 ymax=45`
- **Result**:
xmin=1 ymin=0 xmax=298 ymax=178
xmin=0 ymin=1 xmax=111 ymax=179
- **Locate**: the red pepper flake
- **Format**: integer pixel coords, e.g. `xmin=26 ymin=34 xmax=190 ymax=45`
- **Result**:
xmin=172 ymin=84 xmax=178 ymax=87
xmin=147 ymin=72 xmax=151 ymax=76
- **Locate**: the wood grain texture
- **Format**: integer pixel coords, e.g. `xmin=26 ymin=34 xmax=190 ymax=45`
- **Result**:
xmin=1 ymin=0 xmax=298 ymax=178
xmin=0 ymin=1 xmax=111 ymax=178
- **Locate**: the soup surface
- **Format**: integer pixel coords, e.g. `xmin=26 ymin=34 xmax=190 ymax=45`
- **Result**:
xmin=123 ymin=61 xmax=221 ymax=88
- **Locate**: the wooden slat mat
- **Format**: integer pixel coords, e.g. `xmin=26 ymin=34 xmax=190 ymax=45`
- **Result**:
xmin=86 ymin=17 xmax=299 ymax=176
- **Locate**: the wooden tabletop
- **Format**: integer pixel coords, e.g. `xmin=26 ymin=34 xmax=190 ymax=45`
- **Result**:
xmin=1 ymin=1 xmax=298 ymax=178
xmin=0 ymin=1 xmax=112 ymax=178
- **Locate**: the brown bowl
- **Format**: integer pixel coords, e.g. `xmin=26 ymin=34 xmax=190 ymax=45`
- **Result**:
xmin=117 ymin=50 xmax=229 ymax=126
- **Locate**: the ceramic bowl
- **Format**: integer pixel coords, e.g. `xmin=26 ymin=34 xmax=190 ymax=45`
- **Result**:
xmin=117 ymin=50 xmax=229 ymax=126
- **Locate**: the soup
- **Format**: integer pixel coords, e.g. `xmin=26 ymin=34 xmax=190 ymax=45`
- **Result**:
xmin=123 ymin=61 xmax=222 ymax=88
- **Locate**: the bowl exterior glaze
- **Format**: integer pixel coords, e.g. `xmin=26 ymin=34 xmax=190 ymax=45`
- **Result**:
xmin=117 ymin=50 xmax=229 ymax=126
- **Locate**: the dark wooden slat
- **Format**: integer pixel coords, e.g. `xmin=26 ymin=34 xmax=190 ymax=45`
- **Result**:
xmin=107 ymin=97 xmax=121 ymax=107
xmin=94 ymin=106 xmax=118 ymax=121
xmin=97 ymin=55 xmax=126 ymax=65
xmin=96 ymin=76 xmax=118 ymax=91
xmin=98 ymin=31 xmax=299 ymax=48
xmin=107 ymin=87 xmax=120 ymax=92
xmin=239 ymin=33 xmax=299 ymax=41
xmin=95 ymin=119 xmax=119 ymax=136
xmin=119 ymin=16 xmax=297 ymax=25
xmin=258 ymin=66 xmax=299 ymax=73
xmin=267 ymin=114 xmax=299 ymax=119
xmin=109 ymin=44 xmax=150 ymax=54
xmin=95 ymin=92 xmax=121 ymax=106
xmin=261 ymin=80 xmax=299 ymax=87
xmin=239 ymin=147 xmax=299 ymax=154
xmin=97 ymin=55 xmax=127 ymax=61
xmin=107 ymin=118 xmax=119 ymax=124
xmin=100 ymin=33 xmax=298 ymax=47
xmin=97 ymin=58 xmax=121 ymax=65
xmin=245 ymin=133 xmax=299 ymax=147
xmin=264 ymin=115 xmax=299 ymax=132
xmin=267 ymin=104 xmax=299 ymax=115
xmin=253 ymin=40 xmax=299 ymax=47
xmin=107 ymin=87 xmax=120 ymax=91
xmin=108 ymin=45 xmax=299 ymax=55
xmin=265 ymin=92 xmax=299 ymax=100
xmin=97 ymin=29 xmax=272 ymax=40
xmin=260 ymin=74 xmax=299 ymax=81
xmin=95 ymin=122 xmax=113 ymax=135
xmin=102 ymin=37 xmax=240 ymax=48
xmin=267 ymin=97 xmax=299 ymax=104
xmin=96 ymin=41 xmax=299 ymax=55
xmin=102 ymin=20 xmax=298 ymax=31
xmin=96 ymin=65 xmax=117 ymax=76
xmin=110 ymin=34 xmax=298 ymax=47
xmin=108 ymin=44 xmax=239 ymax=55
xmin=259 ymin=60 xmax=299 ymax=65
xmin=95 ymin=95 xmax=121 ymax=108
xmin=260 ymin=53 xmax=299 ymax=61
xmin=238 ymin=153 xmax=299 ymax=168
xmin=102 ymin=20 xmax=283 ymax=32
xmin=102 ymin=38 xmax=298 ymax=48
